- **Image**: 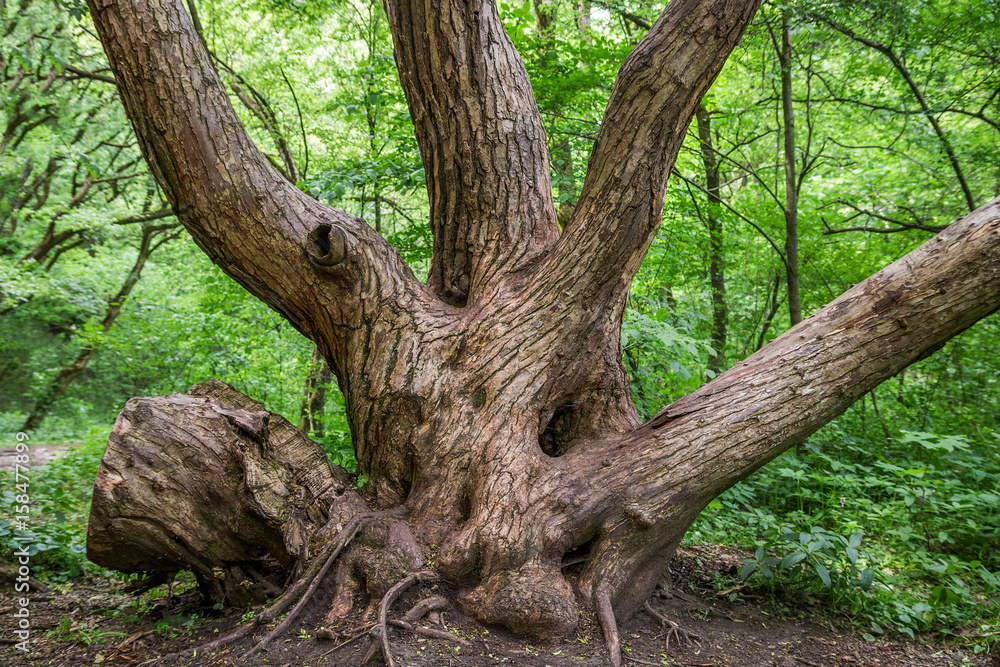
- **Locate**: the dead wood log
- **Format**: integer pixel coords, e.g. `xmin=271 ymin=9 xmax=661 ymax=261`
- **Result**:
xmin=87 ymin=380 xmax=363 ymax=606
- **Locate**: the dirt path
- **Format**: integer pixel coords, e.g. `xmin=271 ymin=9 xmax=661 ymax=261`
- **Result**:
xmin=0 ymin=443 xmax=76 ymax=470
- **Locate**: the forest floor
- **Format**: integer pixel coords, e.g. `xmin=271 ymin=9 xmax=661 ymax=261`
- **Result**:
xmin=2 ymin=544 xmax=995 ymax=667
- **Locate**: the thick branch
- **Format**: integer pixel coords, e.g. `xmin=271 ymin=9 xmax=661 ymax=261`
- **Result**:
xmin=384 ymin=0 xmax=559 ymax=306
xmin=86 ymin=0 xmax=425 ymax=363
xmin=566 ymin=197 xmax=1000 ymax=618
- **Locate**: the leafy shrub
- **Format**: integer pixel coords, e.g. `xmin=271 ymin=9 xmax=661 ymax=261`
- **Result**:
xmin=0 ymin=426 xmax=110 ymax=580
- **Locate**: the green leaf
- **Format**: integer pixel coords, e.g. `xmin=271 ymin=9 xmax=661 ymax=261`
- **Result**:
xmin=860 ymin=569 xmax=875 ymax=591
xmin=814 ymin=562 xmax=831 ymax=588
xmin=740 ymin=562 xmax=757 ymax=581
xmin=779 ymin=552 xmax=807 ymax=569
xmin=845 ymin=547 xmax=858 ymax=565
xmin=848 ymin=532 xmax=863 ymax=548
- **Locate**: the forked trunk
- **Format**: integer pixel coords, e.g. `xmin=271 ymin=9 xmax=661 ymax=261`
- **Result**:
xmin=83 ymin=0 xmax=1000 ymax=652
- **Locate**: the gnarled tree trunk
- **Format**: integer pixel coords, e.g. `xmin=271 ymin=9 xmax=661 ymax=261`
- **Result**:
xmin=84 ymin=0 xmax=1000 ymax=657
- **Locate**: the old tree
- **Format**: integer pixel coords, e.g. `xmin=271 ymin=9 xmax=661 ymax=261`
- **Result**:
xmin=84 ymin=0 xmax=1000 ymax=661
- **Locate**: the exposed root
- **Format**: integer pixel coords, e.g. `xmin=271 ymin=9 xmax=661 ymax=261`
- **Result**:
xmin=242 ymin=516 xmax=366 ymax=660
xmin=402 ymin=595 xmax=449 ymax=623
xmin=389 ymin=619 xmax=470 ymax=643
xmin=323 ymin=515 xmax=425 ymax=626
xmin=595 ymin=585 xmax=621 ymax=667
xmin=644 ymin=600 xmax=701 ymax=650
xmin=143 ymin=510 xmax=398 ymax=665
xmin=392 ymin=596 xmax=456 ymax=643
xmin=375 ymin=570 xmax=440 ymax=667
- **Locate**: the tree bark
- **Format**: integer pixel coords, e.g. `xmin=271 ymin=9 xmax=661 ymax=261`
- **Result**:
xmin=84 ymin=0 xmax=1000 ymax=652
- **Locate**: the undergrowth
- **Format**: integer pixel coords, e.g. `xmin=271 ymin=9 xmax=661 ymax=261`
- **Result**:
xmin=687 ymin=428 xmax=1000 ymax=653
xmin=0 ymin=426 xmax=111 ymax=580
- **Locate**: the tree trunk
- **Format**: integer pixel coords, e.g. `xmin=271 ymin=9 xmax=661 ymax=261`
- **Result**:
xmin=696 ymin=104 xmax=727 ymax=373
xmin=299 ymin=346 xmax=333 ymax=435
xmin=84 ymin=0 xmax=1000 ymax=656
xmin=779 ymin=8 xmax=801 ymax=326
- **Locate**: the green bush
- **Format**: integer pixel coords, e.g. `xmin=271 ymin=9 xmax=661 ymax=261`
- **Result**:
xmin=0 ymin=426 xmax=110 ymax=580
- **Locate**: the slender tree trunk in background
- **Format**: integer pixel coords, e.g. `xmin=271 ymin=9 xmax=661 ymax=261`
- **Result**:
xmin=756 ymin=271 xmax=783 ymax=351
xmin=83 ymin=0 xmax=1000 ymax=662
xmin=22 ymin=224 xmax=178 ymax=432
xmin=780 ymin=8 xmax=802 ymax=326
xmin=696 ymin=104 xmax=727 ymax=374
xmin=299 ymin=346 xmax=333 ymax=436
xmin=575 ymin=0 xmax=591 ymax=37
xmin=364 ymin=0 xmax=383 ymax=233
xmin=554 ymin=136 xmax=575 ymax=227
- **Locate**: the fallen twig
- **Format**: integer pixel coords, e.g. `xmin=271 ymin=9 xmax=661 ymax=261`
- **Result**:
xmin=715 ymin=582 xmax=746 ymax=597
xmin=321 ymin=624 xmax=375 ymax=656
xmin=644 ymin=601 xmax=701 ymax=650
xmin=794 ymin=657 xmax=824 ymax=667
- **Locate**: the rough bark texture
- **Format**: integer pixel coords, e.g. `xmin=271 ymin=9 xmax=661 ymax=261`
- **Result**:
xmin=385 ymin=0 xmax=560 ymax=306
xmin=85 ymin=0 xmax=1000 ymax=651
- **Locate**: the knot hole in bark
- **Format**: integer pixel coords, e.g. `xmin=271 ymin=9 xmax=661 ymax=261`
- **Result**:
xmin=539 ymin=402 xmax=582 ymax=457
xmin=306 ymin=223 xmax=347 ymax=270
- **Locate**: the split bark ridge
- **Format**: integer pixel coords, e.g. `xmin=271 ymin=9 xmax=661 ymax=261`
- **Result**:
xmin=85 ymin=0 xmax=1000 ymax=647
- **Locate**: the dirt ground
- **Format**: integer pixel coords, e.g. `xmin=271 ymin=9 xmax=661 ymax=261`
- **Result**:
xmin=0 ymin=442 xmax=76 ymax=470
xmin=2 ymin=544 xmax=994 ymax=667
